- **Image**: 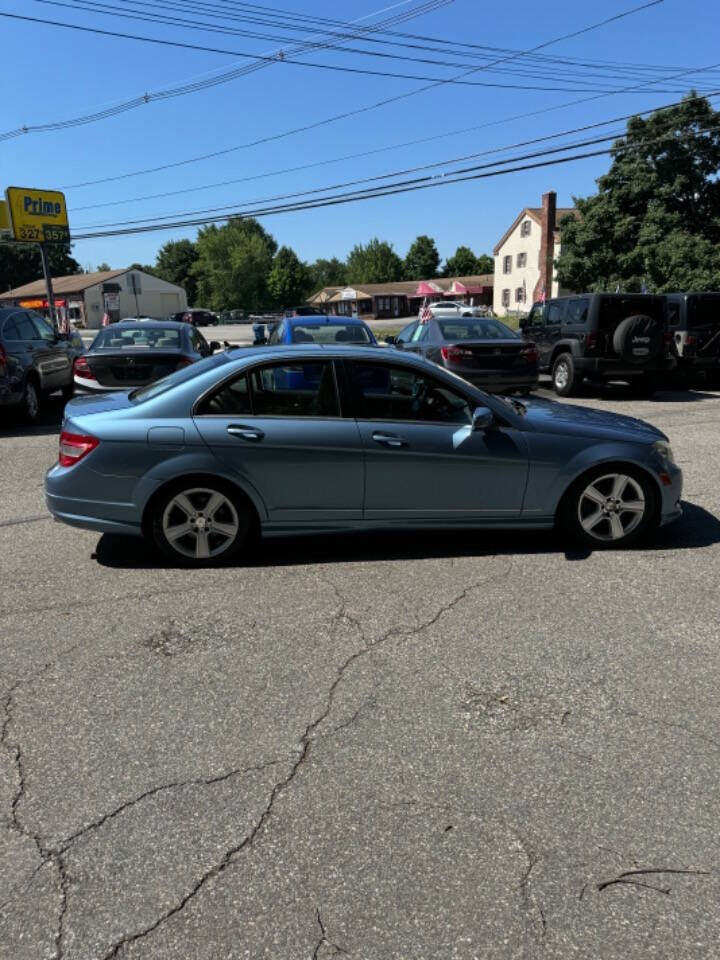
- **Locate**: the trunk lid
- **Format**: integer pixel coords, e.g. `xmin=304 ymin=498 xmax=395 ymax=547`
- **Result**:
xmin=85 ymin=349 xmax=187 ymax=387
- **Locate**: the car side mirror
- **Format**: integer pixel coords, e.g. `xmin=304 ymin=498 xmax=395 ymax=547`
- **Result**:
xmin=472 ymin=406 xmax=494 ymax=431
xmin=384 ymin=335 xmax=396 ymax=345
xmin=210 ymin=340 xmax=221 ymax=352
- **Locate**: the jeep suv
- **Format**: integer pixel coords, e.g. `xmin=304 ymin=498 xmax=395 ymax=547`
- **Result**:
xmin=665 ymin=292 xmax=720 ymax=386
xmin=520 ymin=294 xmax=675 ymax=397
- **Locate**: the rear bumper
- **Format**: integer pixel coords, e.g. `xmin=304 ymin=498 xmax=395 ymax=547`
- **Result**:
xmin=447 ymin=367 xmax=539 ymax=392
xmin=676 ymin=356 xmax=720 ymax=372
xmin=574 ymin=357 xmax=676 ymax=377
xmin=73 ymin=375 xmax=120 ymax=394
xmin=45 ymin=465 xmax=144 ymax=536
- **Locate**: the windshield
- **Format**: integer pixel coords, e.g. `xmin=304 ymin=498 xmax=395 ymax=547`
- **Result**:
xmin=91 ymin=326 xmax=184 ymax=349
xmin=291 ymin=323 xmax=371 ymax=344
xmin=130 ymin=351 xmax=231 ymax=402
xmin=437 ymin=318 xmax=517 ymax=340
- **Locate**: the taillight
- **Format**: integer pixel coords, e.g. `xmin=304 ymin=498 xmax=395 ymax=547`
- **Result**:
xmin=175 ymin=357 xmax=193 ymax=370
xmin=441 ymin=346 xmax=473 ymax=363
xmin=520 ymin=345 xmax=538 ymax=364
xmin=585 ymin=332 xmax=598 ymax=350
xmin=685 ymin=335 xmax=697 ymax=346
xmin=59 ymin=431 xmax=99 ymax=467
xmin=73 ymin=356 xmax=96 ymax=380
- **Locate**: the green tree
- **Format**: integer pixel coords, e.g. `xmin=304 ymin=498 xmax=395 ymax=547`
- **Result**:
xmin=96 ymin=262 xmax=112 ymax=272
xmin=308 ymin=257 xmax=348 ymax=290
xmin=128 ymin=262 xmax=156 ymax=276
xmin=154 ymin=239 xmax=199 ymax=306
xmin=557 ymin=93 xmax=720 ymax=293
xmin=267 ymin=246 xmax=311 ymax=306
xmin=346 ymin=238 xmax=403 ymax=284
xmin=0 ymin=241 xmax=81 ymax=293
xmin=403 ymin=235 xmax=440 ymax=280
xmin=475 ymin=253 xmax=494 ymax=275
xmin=443 ymin=246 xmax=480 ymax=277
xmin=193 ymin=217 xmax=277 ymax=311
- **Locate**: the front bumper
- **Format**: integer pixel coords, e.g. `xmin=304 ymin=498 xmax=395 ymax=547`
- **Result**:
xmin=657 ymin=459 xmax=683 ymax=528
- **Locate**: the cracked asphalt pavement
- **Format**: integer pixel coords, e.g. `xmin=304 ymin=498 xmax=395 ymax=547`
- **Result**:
xmin=2 ymin=384 xmax=720 ymax=958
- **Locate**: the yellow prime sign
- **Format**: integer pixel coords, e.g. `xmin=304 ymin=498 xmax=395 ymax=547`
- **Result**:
xmin=5 ymin=186 xmax=70 ymax=243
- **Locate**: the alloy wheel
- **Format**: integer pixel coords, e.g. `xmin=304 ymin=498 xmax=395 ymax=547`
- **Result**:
xmin=577 ymin=473 xmax=646 ymax=542
xmin=554 ymin=361 xmax=569 ymax=390
xmin=162 ymin=487 xmax=240 ymax=559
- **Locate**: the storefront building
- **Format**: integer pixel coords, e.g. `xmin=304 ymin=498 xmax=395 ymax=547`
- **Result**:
xmin=308 ymin=275 xmax=493 ymax=320
xmin=0 ymin=268 xmax=187 ymax=329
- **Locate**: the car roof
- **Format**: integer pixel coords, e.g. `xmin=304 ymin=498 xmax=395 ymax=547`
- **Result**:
xmin=285 ymin=314 xmax=368 ymax=325
xmin=227 ymin=343 xmax=425 ymax=365
xmin=112 ymin=320 xmax=188 ymax=329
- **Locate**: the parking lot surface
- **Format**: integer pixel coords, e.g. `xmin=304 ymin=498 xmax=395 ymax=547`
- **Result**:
xmin=2 ymin=383 xmax=720 ymax=959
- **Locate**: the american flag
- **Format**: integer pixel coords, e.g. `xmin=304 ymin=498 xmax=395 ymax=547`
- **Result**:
xmin=419 ymin=304 xmax=433 ymax=323
xmin=540 ymin=286 xmax=546 ymax=304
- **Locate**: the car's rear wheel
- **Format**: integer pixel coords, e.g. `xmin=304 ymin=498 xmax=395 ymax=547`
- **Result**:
xmin=21 ymin=378 xmax=41 ymax=422
xmin=560 ymin=466 xmax=656 ymax=548
xmin=152 ymin=482 xmax=251 ymax=566
xmin=551 ymin=352 xmax=579 ymax=396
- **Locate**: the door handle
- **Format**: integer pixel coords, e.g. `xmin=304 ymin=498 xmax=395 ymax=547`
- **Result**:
xmin=372 ymin=432 xmax=406 ymax=448
xmin=227 ymin=425 xmax=264 ymax=442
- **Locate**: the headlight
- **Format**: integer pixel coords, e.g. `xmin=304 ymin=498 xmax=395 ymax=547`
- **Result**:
xmin=653 ymin=440 xmax=675 ymax=463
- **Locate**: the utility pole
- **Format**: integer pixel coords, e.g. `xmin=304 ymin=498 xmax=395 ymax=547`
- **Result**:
xmin=38 ymin=243 xmax=58 ymax=333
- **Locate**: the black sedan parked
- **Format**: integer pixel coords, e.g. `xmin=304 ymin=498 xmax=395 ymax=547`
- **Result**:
xmin=386 ymin=315 xmax=538 ymax=393
xmin=73 ymin=321 xmax=220 ymax=393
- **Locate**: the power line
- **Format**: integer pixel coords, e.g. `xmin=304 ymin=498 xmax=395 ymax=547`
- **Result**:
xmin=68 ymin=146 xmax=623 ymax=240
xmin=0 ymin=0 xmax=664 ymax=156
xmin=75 ymin=109 xmax=720 ymax=231
xmin=67 ymin=88 xmax=720 ymax=214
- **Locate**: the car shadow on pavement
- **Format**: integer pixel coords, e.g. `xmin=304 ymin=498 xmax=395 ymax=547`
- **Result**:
xmin=93 ymin=501 xmax=720 ymax=570
xmin=0 ymin=396 xmax=65 ymax=438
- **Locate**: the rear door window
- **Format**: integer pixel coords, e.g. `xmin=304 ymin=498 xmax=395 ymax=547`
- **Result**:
xmin=546 ymin=301 xmax=566 ymax=325
xmin=566 ymin=298 xmax=589 ymax=325
xmin=251 ymin=361 xmax=340 ymax=417
xmin=29 ymin=313 xmax=57 ymax=342
xmin=13 ymin=313 xmax=38 ymax=342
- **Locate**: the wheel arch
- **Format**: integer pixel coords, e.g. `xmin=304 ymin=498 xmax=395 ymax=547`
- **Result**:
xmin=141 ymin=471 xmax=264 ymax=539
xmin=554 ymin=458 xmax=662 ymax=526
xmin=549 ymin=341 xmax=582 ymax=367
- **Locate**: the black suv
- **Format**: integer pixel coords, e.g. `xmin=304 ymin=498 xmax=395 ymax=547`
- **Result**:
xmin=0 ymin=308 xmax=76 ymax=421
xmin=665 ymin=292 xmax=720 ymax=386
xmin=520 ymin=293 xmax=675 ymax=397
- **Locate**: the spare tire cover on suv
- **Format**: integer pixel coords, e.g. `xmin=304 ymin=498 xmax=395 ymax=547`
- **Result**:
xmin=612 ymin=314 xmax=664 ymax=364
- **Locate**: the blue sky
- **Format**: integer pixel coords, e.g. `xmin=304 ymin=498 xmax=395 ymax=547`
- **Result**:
xmin=0 ymin=0 xmax=715 ymax=273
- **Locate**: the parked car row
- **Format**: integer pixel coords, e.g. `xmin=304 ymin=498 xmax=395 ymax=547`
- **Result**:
xmin=519 ymin=291 xmax=720 ymax=396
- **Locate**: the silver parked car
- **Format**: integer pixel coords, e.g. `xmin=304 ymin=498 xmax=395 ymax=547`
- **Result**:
xmin=46 ymin=345 xmax=682 ymax=566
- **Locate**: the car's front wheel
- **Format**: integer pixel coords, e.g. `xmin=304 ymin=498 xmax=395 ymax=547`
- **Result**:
xmin=151 ymin=482 xmax=251 ymax=565
xmin=560 ymin=466 xmax=656 ymax=548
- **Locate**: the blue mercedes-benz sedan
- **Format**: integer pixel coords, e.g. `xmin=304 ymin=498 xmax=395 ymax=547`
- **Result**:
xmin=45 ymin=345 xmax=682 ymax=565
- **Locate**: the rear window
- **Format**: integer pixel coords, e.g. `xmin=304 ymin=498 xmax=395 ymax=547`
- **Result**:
xmin=290 ymin=323 xmax=371 ymax=344
xmin=599 ymin=296 xmax=665 ymax=329
xmin=687 ymin=295 xmax=720 ymax=329
xmin=130 ymin=351 xmax=231 ymax=403
xmin=437 ymin=318 xmax=517 ymax=340
xmin=92 ymin=327 xmax=183 ymax=349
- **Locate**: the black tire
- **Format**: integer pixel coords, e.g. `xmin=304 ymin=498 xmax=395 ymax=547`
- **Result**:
xmin=612 ymin=314 xmax=664 ymax=365
xmin=551 ymin=352 xmax=579 ymax=396
xmin=21 ymin=377 xmax=41 ymax=423
xmin=151 ymin=479 xmax=252 ymax=566
xmin=629 ymin=376 xmax=658 ymax=398
xmin=704 ymin=370 xmax=720 ymax=390
xmin=558 ymin=464 xmax=657 ymax=549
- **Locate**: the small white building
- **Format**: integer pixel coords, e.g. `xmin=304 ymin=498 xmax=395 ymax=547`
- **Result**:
xmin=493 ymin=192 xmax=576 ymax=316
xmin=0 ymin=268 xmax=187 ymax=329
